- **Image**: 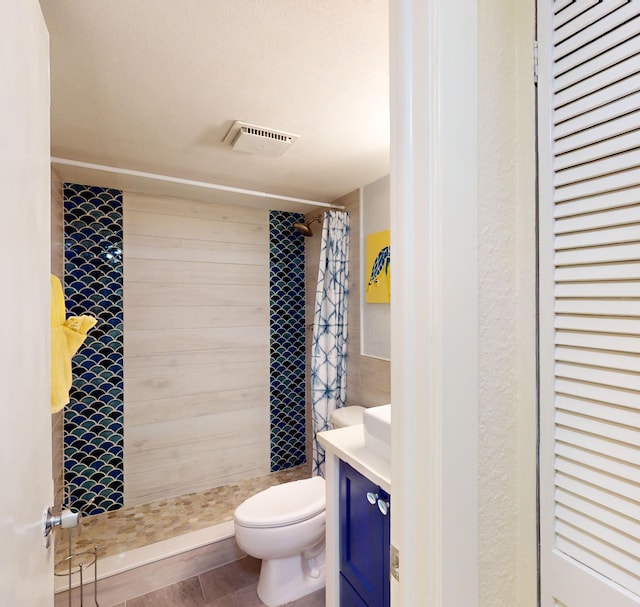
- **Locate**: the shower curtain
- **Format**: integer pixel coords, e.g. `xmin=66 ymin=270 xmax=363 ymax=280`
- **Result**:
xmin=311 ymin=210 xmax=350 ymax=476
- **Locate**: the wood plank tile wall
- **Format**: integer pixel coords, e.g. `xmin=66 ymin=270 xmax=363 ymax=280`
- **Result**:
xmin=123 ymin=192 xmax=271 ymax=506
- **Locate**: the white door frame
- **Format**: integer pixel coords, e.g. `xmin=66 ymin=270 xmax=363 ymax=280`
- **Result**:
xmin=390 ymin=0 xmax=479 ymax=605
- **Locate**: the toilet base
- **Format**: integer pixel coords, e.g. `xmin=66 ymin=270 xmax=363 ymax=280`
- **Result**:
xmin=256 ymin=553 xmax=326 ymax=607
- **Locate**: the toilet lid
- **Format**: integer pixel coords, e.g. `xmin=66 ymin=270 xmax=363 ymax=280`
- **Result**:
xmin=330 ymin=405 xmax=365 ymax=428
xmin=234 ymin=477 xmax=325 ymax=528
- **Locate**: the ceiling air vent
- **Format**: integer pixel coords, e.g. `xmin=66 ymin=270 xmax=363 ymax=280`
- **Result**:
xmin=223 ymin=120 xmax=300 ymax=157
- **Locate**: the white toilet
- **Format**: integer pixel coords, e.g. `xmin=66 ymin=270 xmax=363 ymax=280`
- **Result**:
xmin=328 ymin=405 xmax=365 ymax=430
xmin=233 ymin=405 xmax=365 ymax=607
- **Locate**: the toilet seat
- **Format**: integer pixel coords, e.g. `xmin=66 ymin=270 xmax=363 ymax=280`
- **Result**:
xmin=234 ymin=477 xmax=325 ymax=529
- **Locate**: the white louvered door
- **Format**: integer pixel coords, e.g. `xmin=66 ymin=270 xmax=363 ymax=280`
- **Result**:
xmin=538 ymin=1 xmax=640 ymax=606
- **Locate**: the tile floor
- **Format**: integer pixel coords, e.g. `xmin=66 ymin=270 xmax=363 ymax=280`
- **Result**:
xmin=55 ymin=464 xmax=311 ymax=564
xmin=114 ymin=557 xmax=325 ymax=607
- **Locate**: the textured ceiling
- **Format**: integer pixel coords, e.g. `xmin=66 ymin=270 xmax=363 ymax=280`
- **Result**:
xmin=39 ymin=1 xmax=389 ymax=210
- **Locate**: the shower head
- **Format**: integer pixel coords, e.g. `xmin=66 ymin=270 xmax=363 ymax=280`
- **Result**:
xmin=293 ymin=215 xmax=322 ymax=237
xmin=293 ymin=222 xmax=313 ymax=236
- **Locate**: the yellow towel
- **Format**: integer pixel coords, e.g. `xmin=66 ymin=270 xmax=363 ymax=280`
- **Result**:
xmin=50 ymin=275 xmax=97 ymax=413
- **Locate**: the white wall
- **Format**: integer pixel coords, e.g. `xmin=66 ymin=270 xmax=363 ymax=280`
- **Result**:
xmin=390 ymin=0 xmax=537 ymax=604
xmin=514 ymin=1 xmax=539 ymax=603
xmin=478 ymin=0 xmax=537 ymax=604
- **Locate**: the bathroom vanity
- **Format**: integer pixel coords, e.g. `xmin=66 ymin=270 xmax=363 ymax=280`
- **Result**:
xmin=318 ymin=405 xmax=391 ymax=607
xmin=339 ymin=461 xmax=390 ymax=606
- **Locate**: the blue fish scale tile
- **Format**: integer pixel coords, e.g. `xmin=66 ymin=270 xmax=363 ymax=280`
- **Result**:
xmin=269 ymin=211 xmax=306 ymax=472
xmin=63 ymin=183 xmax=124 ymax=515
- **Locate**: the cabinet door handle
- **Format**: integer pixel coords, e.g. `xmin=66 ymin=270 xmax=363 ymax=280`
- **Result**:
xmin=377 ymin=498 xmax=389 ymax=516
xmin=366 ymin=491 xmax=378 ymax=505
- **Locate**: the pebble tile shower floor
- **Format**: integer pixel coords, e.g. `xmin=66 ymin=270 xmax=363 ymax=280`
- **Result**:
xmin=55 ymin=464 xmax=310 ymax=563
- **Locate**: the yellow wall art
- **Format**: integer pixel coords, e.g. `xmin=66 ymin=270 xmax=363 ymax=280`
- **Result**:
xmin=365 ymin=229 xmax=391 ymax=303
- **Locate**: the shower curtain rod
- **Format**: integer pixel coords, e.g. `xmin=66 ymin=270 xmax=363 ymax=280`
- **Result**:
xmin=52 ymin=157 xmax=346 ymax=210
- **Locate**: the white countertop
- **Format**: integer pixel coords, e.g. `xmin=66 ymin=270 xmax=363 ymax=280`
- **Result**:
xmin=318 ymin=425 xmax=391 ymax=493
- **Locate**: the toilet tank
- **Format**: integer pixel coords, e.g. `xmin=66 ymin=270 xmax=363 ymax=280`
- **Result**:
xmin=329 ymin=405 xmax=366 ymax=429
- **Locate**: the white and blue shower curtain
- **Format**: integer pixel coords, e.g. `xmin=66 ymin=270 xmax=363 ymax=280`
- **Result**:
xmin=311 ymin=210 xmax=350 ymax=476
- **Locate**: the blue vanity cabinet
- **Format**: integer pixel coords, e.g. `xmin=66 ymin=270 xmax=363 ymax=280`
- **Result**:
xmin=339 ymin=461 xmax=390 ymax=607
